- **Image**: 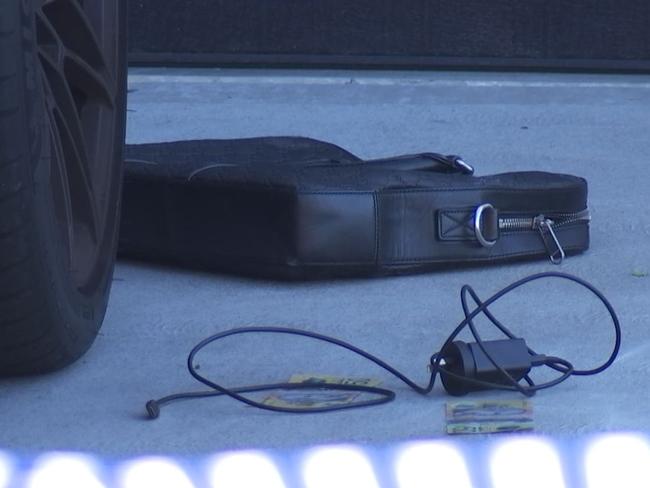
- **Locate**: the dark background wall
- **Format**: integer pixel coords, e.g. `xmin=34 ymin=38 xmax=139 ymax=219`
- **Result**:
xmin=128 ymin=0 xmax=650 ymax=71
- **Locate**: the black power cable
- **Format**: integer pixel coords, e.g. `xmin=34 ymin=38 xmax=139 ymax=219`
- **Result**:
xmin=146 ymin=272 xmax=621 ymax=419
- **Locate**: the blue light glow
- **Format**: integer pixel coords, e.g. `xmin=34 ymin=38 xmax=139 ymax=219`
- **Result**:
xmin=584 ymin=433 xmax=650 ymax=488
xmin=118 ymin=456 xmax=195 ymax=488
xmin=302 ymin=445 xmax=380 ymax=488
xmin=209 ymin=450 xmax=286 ymax=488
xmin=490 ymin=437 xmax=566 ymax=488
xmin=395 ymin=441 xmax=472 ymax=488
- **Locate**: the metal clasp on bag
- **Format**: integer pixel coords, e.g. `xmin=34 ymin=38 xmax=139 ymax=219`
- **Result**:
xmin=453 ymin=157 xmax=475 ymax=175
xmin=474 ymin=203 xmax=498 ymax=247
xmin=535 ymin=216 xmax=566 ymax=265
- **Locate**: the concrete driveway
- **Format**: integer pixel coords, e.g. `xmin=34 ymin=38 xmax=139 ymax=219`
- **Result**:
xmin=1 ymin=68 xmax=649 ymax=457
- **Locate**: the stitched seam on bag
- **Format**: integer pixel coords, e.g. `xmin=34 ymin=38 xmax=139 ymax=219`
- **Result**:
xmin=383 ymin=245 xmax=586 ymax=264
xmin=175 ymin=180 xmax=581 ymax=197
xmin=183 ymin=181 xmax=297 ymax=192
xmin=184 ymin=253 xmax=379 ymax=267
xmin=185 ymin=245 xmax=585 ymax=267
xmin=439 ymin=209 xmax=475 ymax=238
xmin=174 ymin=182 xmax=379 ymax=195
xmin=298 ymin=245 xmax=587 ymax=266
xmin=381 ymin=187 xmax=584 ymax=195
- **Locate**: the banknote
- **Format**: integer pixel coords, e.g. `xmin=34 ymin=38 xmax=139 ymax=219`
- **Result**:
xmin=446 ymin=420 xmax=535 ymax=435
xmin=446 ymin=399 xmax=533 ymax=435
xmin=287 ymin=374 xmax=382 ymax=387
xmin=262 ymin=374 xmax=381 ymax=409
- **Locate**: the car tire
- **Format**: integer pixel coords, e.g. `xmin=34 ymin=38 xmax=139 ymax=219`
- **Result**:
xmin=0 ymin=0 xmax=127 ymax=374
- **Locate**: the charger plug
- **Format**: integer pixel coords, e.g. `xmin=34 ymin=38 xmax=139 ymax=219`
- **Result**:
xmin=439 ymin=338 xmax=534 ymax=396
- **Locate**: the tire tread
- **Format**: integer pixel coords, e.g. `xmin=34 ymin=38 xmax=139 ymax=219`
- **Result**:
xmin=0 ymin=4 xmax=65 ymax=374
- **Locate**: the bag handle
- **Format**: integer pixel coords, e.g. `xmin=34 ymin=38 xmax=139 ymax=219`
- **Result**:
xmin=364 ymin=153 xmax=474 ymax=175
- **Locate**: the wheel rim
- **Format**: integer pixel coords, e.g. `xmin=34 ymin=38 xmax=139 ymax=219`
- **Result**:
xmin=35 ymin=0 xmax=122 ymax=291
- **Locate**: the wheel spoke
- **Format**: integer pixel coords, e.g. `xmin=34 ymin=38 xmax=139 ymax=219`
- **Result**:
xmin=36 ymin=7 xmax=114 ymax=107
xmin=35 ymin=0 xmax=122 ymax=288
xmin=42 ymin=0 xmax=112 ymax=77
xmin=39 ymin=52 xmax=99 ymax=241
xmin=51 ymin=108 xmax=100 ymax=242
xmin=35 ymin=8 xmax=64 ymax=65
xmin=64 ymin=52 xmax=114 ymax=108
xmin=38 ymin=49 xmax=84 ymax=149
xmin=46 ymin=105 xmax=75 ymax=267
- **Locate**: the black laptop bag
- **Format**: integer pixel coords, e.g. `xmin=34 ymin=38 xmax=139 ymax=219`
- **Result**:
xmin=119 ymin=137 xmax=590 ymax=279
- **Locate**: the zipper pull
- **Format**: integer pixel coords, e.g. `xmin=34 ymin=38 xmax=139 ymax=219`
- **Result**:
xmin=534 ymin=216 xmax=565 ymax=265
